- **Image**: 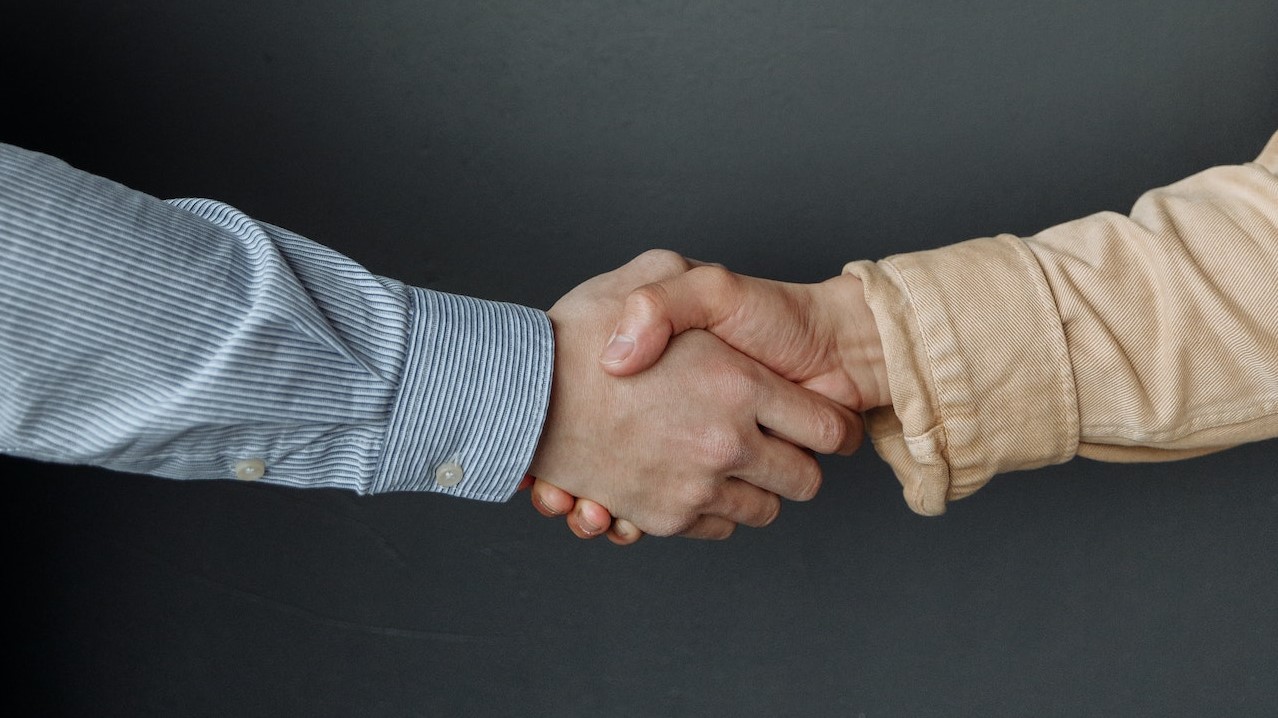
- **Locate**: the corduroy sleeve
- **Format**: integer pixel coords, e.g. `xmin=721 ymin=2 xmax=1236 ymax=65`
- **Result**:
xmin=845 ymin=130 xmax=1278 ymax=515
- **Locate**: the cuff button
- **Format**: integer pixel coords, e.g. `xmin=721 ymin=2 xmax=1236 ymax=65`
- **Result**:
xmin=234 ymin=459 xmax=266 ymax=481
xmin=435 ymin=461 xmax=464 ymax=487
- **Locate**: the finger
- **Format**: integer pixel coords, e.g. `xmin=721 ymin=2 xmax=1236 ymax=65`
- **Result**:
xmin=606 ymin=518 xmax=644 ymax=546
xmin=566 ymin=500 xmax=612 ymax=539
xmin=678 ymin=515 xmax=737 ymax=540
xmin=517 ymin=473 xmax=535 ymax=491
xmin=755 ymin=373 xmax=864 ymax=456
xmin=732 ymin=431 xmax=828 ymax=503
xmin=576 ymin=498 xmax=614 ymax=533
xmin=600 ymin=265 xmax=747 ymax=377
xmin=531 ymin=479 xmax=576 ymax=517
xmin=703 ymin=477 xmax=782 ymax=528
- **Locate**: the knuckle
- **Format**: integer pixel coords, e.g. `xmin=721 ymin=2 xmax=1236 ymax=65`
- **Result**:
xmin=627 ymin=283 xmax=669 ymax=316
xmin=634 ymin=249 xmax=690 ymax=275
xmin=694 ymin=426 xmax=753 ymax=471
xmin=638 ymin=504 xmax=700 ymax=537
xmin=640 ymin=515 xmax=682 ymax=538
xmin=623 ymin=281 xmax=674 ymax=323
xmin=811 ymin=408 xmax=852 ymax=454
xmin=721 ymin=484 xmax=780 ymax=529
xmin=674 ymin=512 xmax=704 ymax=537
xmin=680 ymin=519 xmax=733 ymax=540
xmin=688 ymin=264 xmax=740 ymax=296
xmin=679 ymin=478 xmax=720 ymax=512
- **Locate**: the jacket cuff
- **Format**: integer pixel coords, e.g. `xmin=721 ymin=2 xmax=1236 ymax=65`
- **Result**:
xmin=373 ymin=287 xmax=554 ymax=501
xmin=843 ymin=235 xmax=1078 ymax=515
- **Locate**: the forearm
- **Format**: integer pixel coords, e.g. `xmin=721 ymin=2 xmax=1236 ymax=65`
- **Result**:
xmin=1032 ymin=133 xmax=1278 ymax=462
xmin=845 ymin=130 xmax=1278 ymax=515
xmin=0 ymin=144 xmax=552 ymax=500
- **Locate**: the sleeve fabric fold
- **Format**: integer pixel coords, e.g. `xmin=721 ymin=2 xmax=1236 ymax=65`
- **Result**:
xmin=846 ymin=129 xmax=1278 ymax=515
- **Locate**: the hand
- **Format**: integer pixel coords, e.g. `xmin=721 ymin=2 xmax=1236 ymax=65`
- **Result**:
xmin=527 ymin=251 xmax=864 ymax=540
xmin=601 ymin=265 xmax=891 ymax=411
xmin=538 ymin=263 xmax=894 ymax=543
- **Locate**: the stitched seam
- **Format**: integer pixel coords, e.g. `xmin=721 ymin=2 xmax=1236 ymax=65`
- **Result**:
xmin=1012 ymin=236 xmax=1081 ymax=461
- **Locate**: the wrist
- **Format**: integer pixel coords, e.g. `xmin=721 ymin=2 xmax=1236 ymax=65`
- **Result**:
xmin=819 ymin=273 xmax=892 ymax=409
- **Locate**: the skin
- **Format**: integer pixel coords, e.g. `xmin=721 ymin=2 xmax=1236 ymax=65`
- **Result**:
xmin=529 ymin=259 xmax=891 ymax=543
xmin=525 ymin=251 xmax=865 ymax=540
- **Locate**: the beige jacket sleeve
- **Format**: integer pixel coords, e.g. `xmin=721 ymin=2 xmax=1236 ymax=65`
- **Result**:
xmin=844 ymin=130 xmax=1278 ymax=516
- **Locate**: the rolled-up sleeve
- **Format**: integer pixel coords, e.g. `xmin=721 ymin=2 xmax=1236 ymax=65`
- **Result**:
xmin=846 ymin=129 xmax=1278 ymax=516
xmin=0 ymin=144 xmax=552 ymax=501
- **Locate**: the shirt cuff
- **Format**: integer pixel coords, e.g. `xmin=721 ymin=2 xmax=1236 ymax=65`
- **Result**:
xmin=843 ymin=235 xmax=1079 ymax=515
xmin=373 ymin=287 xmax=554 ymax=502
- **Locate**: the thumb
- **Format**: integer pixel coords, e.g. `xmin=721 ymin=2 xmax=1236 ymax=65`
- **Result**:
xmin=599 ymin=266 xmax=742 ymax=376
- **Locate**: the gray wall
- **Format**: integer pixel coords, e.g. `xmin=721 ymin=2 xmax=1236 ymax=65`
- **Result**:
xmin=4 ymin=1 xmax=1277 ymax=715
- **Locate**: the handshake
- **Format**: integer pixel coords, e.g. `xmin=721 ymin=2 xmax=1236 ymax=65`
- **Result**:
xmin=522 ymin=250 xmax=892 ymax=545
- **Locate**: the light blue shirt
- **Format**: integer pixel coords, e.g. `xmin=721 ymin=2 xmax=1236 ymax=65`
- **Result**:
xmin=0 ymin=144 xmax=553 ymax=501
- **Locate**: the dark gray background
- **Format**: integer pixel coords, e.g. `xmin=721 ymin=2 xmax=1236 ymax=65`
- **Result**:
xmin=4 ymin=1 xmax=1277 ymax=716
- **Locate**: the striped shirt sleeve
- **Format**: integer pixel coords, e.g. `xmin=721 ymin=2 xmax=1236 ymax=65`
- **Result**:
xmin=0 ymin=143 xmax=553 ymax=502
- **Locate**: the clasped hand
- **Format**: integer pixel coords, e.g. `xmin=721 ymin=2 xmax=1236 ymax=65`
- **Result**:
xmin=524 ymin=250 xmax=890 ymax=544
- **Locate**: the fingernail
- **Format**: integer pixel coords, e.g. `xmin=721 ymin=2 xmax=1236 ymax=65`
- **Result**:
xmin=613 ymin=522 xmax=633 ymax=538
xmin=535 ymin=496 xmax=563 ymax=516
xmin=599 ymin=333 xmax=635 ymax=365
xmin=578 ymin=515 xmax=601 ymax=535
